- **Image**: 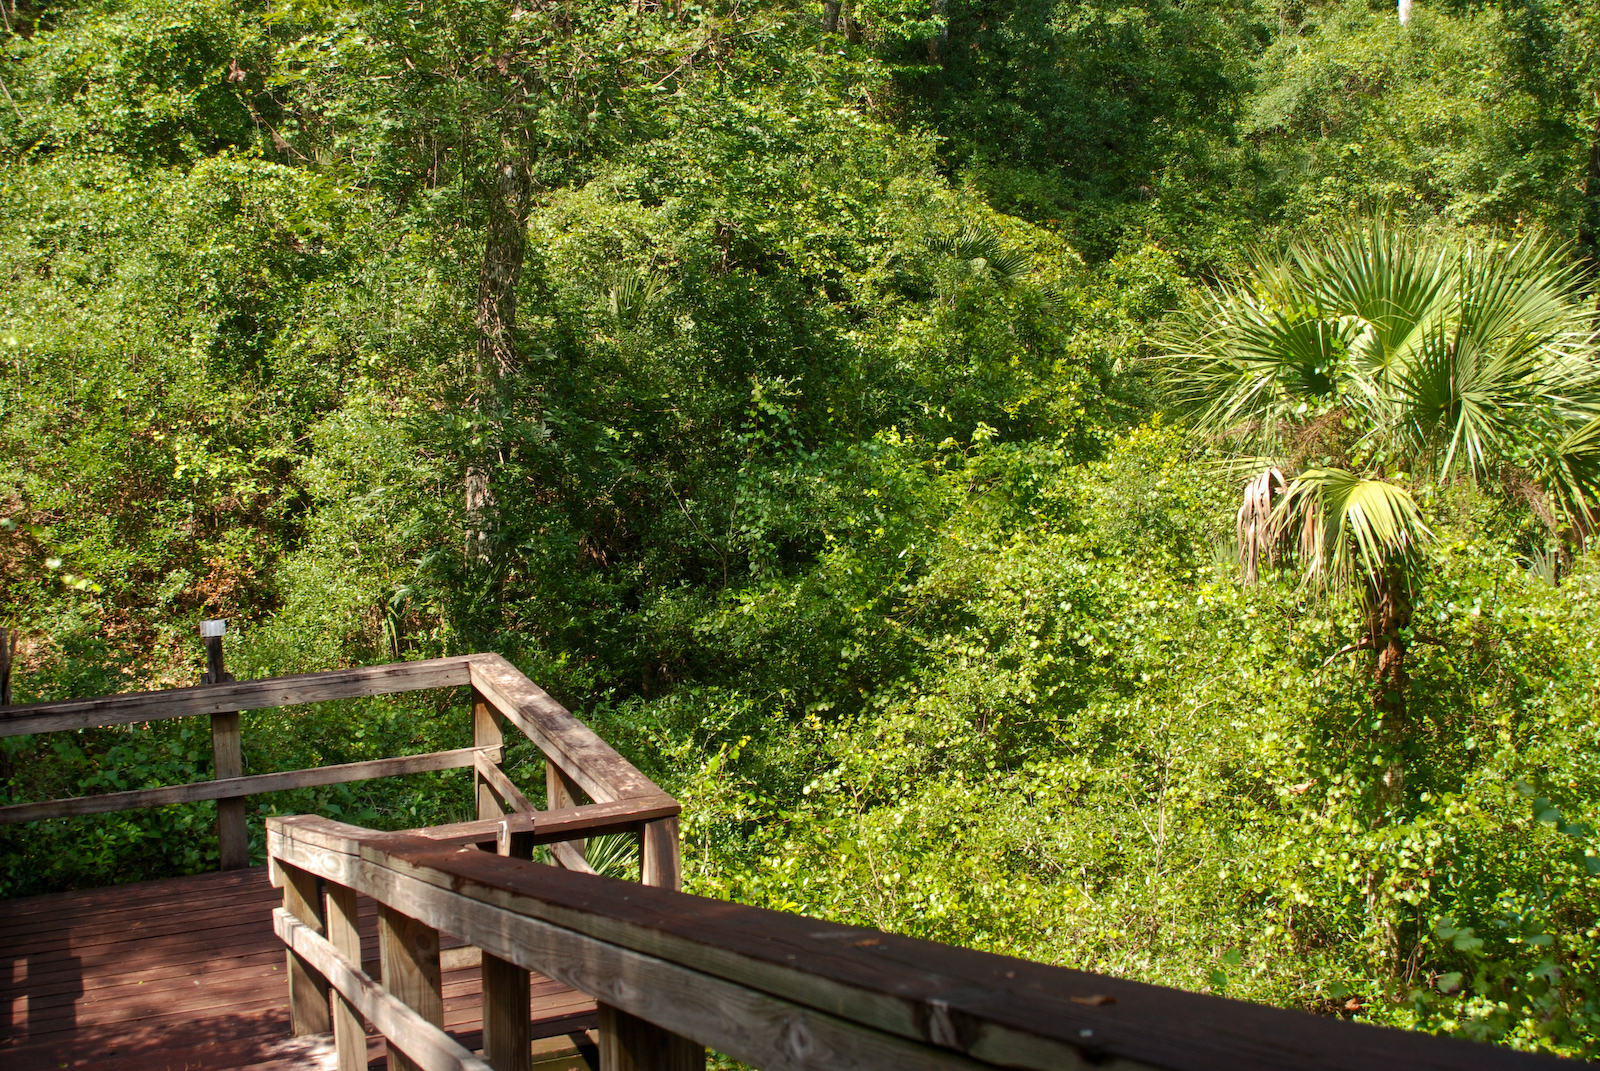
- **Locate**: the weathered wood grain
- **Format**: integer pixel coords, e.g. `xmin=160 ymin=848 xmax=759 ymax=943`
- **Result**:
xmin=279 ymin=859 xmax=331 ymax=1037
xmin=474 ymin=688 xmax=507 ymax=822
xmin=544 ymin=761 xmax=591 ymax=875
xmin=397 ymin=795 xmax=680 ymax=850
xmin=203 ymin=631 xmax=250 ymax=870
xmin=640 ymin=817 xmax=680 ymax=893
xmin=467 ymin=655 xmax=658 ymax=804
xmin=272 ymin=831 xmax=1007 ymax=1071
xmin=0 ymin=656 xmax=472 ymax=737
xmin=275 ymin=909 xmax=492 ymax=1071
xmin=324 ymin=880 xmax=366 ymax=1071
xmin=485 ymin=814 xmax=537 ymax=1071
xmin=0 ymin=744 xmax=502 ymax=825
xmin=475 ymin=750 xmax=536 ymax=814
xmin=380 ymin=901 xmax=445 ymax=1071
xmin=266 ymin=815 xmax=1562 ymax=1071
xmin=597 ymin=1003 xmax=704 ymax=1071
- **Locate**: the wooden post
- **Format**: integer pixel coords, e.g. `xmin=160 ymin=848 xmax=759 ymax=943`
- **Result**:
xmin=378 ymin=904 xmax=444 ymax=1071
xmin=483 ymin=820 xmax=534 ymax=1071
xmin=280 ymin=860 xmax=332 ymax=1036
xmin=0 ymin=626 xmax=14 ymax=706
xmin=324 ymin=882 xmax=365 ymax=1071
xmin=546 ymin=759 xmax=586 ymax=860
xmin=474 ymin=687 xmax=506 ymax=822
xmin=202 ymin=619 xmax=248 ymax=870
xmin=641 ymin=816 xmax=681 ymax=892
xmin=596 ymin=1003 xmax=703 ymax=1071
xmin=604 ymin=810 xmax=692 ymax=1068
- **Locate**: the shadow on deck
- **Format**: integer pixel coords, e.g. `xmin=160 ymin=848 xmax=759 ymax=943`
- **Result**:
xmin=0 ymin=867 xmax=596 ymax=1071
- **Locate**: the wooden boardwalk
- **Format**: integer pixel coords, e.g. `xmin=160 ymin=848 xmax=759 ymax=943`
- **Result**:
xmin=1 ymin=867 xmax=597 ymax=1071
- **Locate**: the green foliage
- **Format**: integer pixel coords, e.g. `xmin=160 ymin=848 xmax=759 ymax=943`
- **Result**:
xmin=4 ymin=0 xmax=1600 ymax=1059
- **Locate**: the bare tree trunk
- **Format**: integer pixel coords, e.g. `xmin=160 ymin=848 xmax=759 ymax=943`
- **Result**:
xmin=822 ymin=0 xmax=840 ymax=34
xmin=465 ymin=160 xmax=532 ymax=564
xmin=1369 ymin=562 xmax=1410 ymax=809
xmin=1579 ymin=111 xmax=1600 ymax=275
xmin=1365 ymin=563 xmax=1410 ymax=971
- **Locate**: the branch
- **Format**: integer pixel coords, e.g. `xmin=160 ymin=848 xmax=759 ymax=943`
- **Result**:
xmin=1318 ymin=636 xmax=1373 ymax=670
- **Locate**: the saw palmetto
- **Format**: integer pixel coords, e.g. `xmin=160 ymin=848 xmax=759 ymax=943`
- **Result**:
xmin=1161 ymin=222 xmax=1600 ymax=805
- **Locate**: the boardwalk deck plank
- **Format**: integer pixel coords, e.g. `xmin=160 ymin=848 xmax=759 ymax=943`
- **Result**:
xmin=1 ymin=866 xmax=596 ymax=1071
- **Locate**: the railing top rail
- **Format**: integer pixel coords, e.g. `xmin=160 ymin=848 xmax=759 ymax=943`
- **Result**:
xmin=0 ymin=653 xmax=674 ymax=833
xmin=465 ymin=653 xmax=656 ymax=803
xmin=0 ymin=656 xmax=473 ymax=738
xmin=268 ymin=814 xmax=1559 ymax=1071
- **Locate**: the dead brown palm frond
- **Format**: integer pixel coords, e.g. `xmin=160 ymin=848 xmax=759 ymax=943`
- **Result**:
xmin=1237 ymin=467 xmax=1287 ymax=583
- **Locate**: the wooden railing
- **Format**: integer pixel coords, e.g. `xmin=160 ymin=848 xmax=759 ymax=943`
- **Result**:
xmin=0 ymin=645 xmax=680 ymax=883
xmin=0 ymin=641 xmax=1566 ymax=1070
xmin=269 ymin=813 xmax=1559 ymax=1071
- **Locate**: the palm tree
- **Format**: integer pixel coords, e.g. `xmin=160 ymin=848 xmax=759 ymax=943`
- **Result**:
xmin=1163 ymin=223 xmax=1600 ymax=806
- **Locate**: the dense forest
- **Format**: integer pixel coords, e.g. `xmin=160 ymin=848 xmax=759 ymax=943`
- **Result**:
xmin=5 ymin=0 xmax=1600 ymax=1056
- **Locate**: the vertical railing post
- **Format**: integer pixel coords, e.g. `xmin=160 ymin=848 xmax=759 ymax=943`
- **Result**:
xmin=545 ymin=760 xmax=586 ymax=859
xmin=324 ymin=881 xmax=365 ymax=1071
xmin=473 ymin=686 xmax=505 ymax=822
xmin=202 ymin=619 xmax=248 ymax=870
xmin=378 ymin=905 xmax=444 ymax=1071
xmin=0 ymin=626 xmax=14 ymax=707
xmin=641 ymin=816 xmax=681 ymax=892
xmin=483 ymin=821 xmax=534 ymax=1071
xmin=597 ymin=1004 xmax=704 ymax=1071
xmin=603 ymin=811 xmax=694 ymax=1068
xmin=278 ymin=859 xmax=332 ymax=1036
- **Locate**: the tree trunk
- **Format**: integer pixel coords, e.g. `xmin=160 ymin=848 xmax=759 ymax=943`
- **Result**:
xmin=1365 ymin=562 xmax=1410 ymax=971
xmin=1579 ymin=111 xmax=1600 ymax=275
xmin=822 ymin=0 xmax=840 ymax=34
xmin=1368 ymin=562 xmax=1410 ymax=809
xmin=465 ymin=160 xmax=532 ymax=564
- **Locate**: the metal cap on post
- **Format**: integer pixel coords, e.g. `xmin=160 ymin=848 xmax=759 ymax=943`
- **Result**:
xmin=200 ymin=619 xmax=227 ymax=685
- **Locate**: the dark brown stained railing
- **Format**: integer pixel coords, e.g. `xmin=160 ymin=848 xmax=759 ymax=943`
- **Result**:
xmin=0 ymin=652 xmax=682 ymax=883
xmin=268 ymin=813 xmax=1566 ymax=1071
xmin=0 ymin=647 xmax=1572 ymax=1071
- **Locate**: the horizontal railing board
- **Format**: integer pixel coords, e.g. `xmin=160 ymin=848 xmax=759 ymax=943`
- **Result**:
xmin=0 ymin=745 xmax=501 ymax=825
xmin=267 ymin=815 xmax=1561 ymax=1071
xmin=0 ymin=657 xmax=473 ymax=738
xmin=269 ymin=819 xmax=1000 ymax=1071
xmin=401 ymin=795 xmax=681 ymax=848
xmin=467 ymin=654 xmax=658 ymax=805
xmin=274 ymin=908 xmax=492 ymax=1071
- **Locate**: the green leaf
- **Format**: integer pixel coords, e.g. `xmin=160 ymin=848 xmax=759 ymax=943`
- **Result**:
xmin=1435 ymin=972 xmax=1463 ymax=994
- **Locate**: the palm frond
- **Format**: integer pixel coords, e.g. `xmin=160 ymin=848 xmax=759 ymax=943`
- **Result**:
xmin=1163 ymin=221 xmax=1600 ymax=533
xmin=1277 ymin=467 xmax=1433 ymax=592
xmin=1535 ymin=415 xmax=1600 ymax=530
xmin=1293 ymin=223 xmax=1455 ymax=383
xmin=1236 ymin=467 xmax=1287 ymax=584
xmin=933 ymin=224 xmax=1032 ymax=285
xmin=601 ymin=268 xmax=664 ymax=320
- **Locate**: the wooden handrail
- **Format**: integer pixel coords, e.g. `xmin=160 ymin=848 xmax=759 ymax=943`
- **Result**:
xmin=0 ymin=656 xmax=473 ymax=736
xmin=0 ymin=654 xmax=682 ymax=890
xmin=0 ymin=744 xmax=503 ymax=824
xmin=268 ymin=814 xmax=1557 ymax=1071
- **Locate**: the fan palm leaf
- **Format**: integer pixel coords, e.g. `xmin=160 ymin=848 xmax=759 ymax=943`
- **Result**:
xmin=1164 ymin=222 xmax=1600 ymax=533
xmin=1277 ymin=467 xmax=1432 ymax=592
